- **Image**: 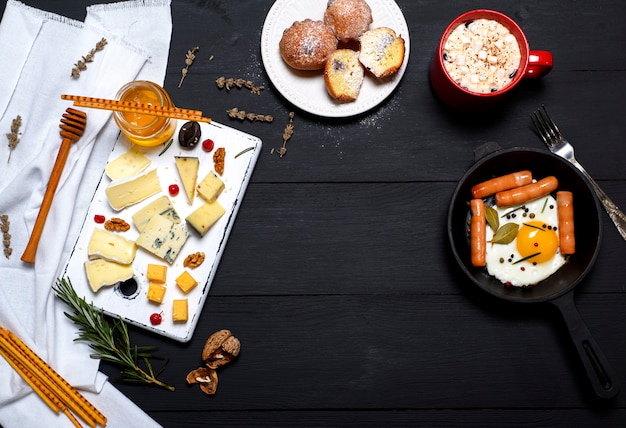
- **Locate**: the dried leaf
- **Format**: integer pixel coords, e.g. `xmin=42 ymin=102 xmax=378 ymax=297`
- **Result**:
xmin=484 ymin=205 xmax=499 ymax=232
xmin=490 ymin=222 xmax=519 ymax=245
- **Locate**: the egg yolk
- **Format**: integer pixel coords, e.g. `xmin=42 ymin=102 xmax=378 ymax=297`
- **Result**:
xmin=516 ymin=220 xmax=559 ymax=264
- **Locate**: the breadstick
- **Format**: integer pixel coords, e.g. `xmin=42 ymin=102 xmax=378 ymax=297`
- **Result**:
xmin=0 ymin=327 xmax=106 ymax=427
xmin=471 ymin=170 xmax=533 ymax=199
xmin=0 ymin=348 xmax=61 ymax=413
xmin=557 ymin=191 xmax=575 ymax=254
xmin=470 ymin=199 xmax=487 ymax=267
xmin=495 ymin=176 xmax=559 ymax=207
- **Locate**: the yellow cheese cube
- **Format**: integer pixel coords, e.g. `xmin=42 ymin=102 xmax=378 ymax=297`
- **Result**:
xmin=172 ymin=299 xmax=188 ymax=322
xmin=147 ymin=264 xmax=167 ymax=283
xmin=147 ymin=282 xmax=167 ymax=304
xmin=175 ymin=271 xmax=198 ymax=294
xmin=196 ymin=170 xmax=224 ymax=202
xmin=185 ymin=200 xmax=225 ymax=237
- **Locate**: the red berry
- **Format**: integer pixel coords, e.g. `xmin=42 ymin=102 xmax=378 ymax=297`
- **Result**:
xmin=202 ymin=139 xmax=214 ymax=152
xmin=150 ymin=313 xmax=163 ymax=325
xmin=168 ymin=184 xmax=180 ymax=196
xmin=94 ymin=214 xmax=106 ymax=224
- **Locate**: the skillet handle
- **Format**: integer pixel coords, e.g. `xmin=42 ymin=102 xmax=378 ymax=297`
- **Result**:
xmin=551 ymin=292 xmax=619 ymax=400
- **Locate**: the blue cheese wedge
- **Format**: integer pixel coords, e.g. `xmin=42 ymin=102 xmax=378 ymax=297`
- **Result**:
xmin=84 ymin=259 xmax=134 ymax=292
xmin=132 ymin=195 xmax=180 ymax=232
xmin=88 ymin=228 xmax=137 ymax=264
xmin=196 ymin=170 xmax=224 ymax=202
xmin=104 ymin=147 xmax=151 ymax=180
xmin=186 ymin=200 xmax=226 ymax=237
xmin=136 ymin=214 xmax=190 ymax=264
xmin=105 ymin=169 xmax=161 ymax=211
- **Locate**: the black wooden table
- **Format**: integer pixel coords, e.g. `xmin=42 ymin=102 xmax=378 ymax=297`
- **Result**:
xmin=3 ymin=0 xmax=626 ymax=426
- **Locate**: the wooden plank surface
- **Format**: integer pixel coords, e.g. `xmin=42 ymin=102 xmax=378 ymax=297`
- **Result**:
xmin=2 ymin=0 xmax=625 ymax=426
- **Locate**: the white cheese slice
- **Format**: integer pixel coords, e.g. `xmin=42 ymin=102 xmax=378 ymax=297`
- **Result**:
xmin=175 ymin=156 xmax=199 ymax=204
xmin=84 ymin=259 xmax=134 ymax=292
xmin=104 ymin=147 xmax=151 ymax=181
xmin=136 ymin=214 xmax=190 ymax=264
xmin=88 ymin=228 xmax=137 ymax=264
xmin=105 ymin=169 xmax=162 ymax=211
xmin=196 ymin=170 xmax=224 ymax=202
xmin=186 ymin=200 xmax=226 ymax=237
xmin=132 ymin=195 xmax=180 ymax=232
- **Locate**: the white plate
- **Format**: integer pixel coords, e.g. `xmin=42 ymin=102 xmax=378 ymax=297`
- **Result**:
xmin=261 ymin=0 xmax=410 ymax=118
xmin=63 ymin=121 xmax=261 ymax=342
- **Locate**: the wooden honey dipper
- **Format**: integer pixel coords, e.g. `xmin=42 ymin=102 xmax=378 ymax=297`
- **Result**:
xmin=21 ymin=108 xmax=87 ymax=264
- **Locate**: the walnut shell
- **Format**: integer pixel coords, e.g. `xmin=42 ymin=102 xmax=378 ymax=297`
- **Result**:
xmin=202 ymin=329 xmax=241 ymax=369
xmin=186 ymin=367 xmax=218 ymax=395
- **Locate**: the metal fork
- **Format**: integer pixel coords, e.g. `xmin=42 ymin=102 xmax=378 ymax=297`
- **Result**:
xmin=531 ymin=105 xmax=626 ymax=241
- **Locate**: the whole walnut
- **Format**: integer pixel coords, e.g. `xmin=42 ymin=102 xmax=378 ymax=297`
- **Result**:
xmin=202 ymin=329 xmax=241 ymax=369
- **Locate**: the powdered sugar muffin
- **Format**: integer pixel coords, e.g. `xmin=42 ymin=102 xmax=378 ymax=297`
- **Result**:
xmin=324 ymin=0 xmax=373 ymax=44
xmin=279 ymin=19 xmax=338 ymax=71
xmin=359 ymin=27 xmax=406 ymax=78
xmin=324 ymin=49 xmax=365 ymax=101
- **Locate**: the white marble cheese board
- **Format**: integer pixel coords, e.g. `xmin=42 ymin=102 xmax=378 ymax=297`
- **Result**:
xmin=62 ymin=120 xmax=262 ymax=342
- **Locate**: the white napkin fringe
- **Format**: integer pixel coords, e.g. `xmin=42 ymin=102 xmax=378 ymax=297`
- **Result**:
xmin=7 ymin=0 xmax=84 ymax=28
xmin=88 ymin=0 xmax=173 ymax=13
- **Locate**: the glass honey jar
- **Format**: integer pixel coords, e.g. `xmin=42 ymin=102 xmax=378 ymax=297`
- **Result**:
xmin=113 ymin=80 xmax=176 ymax=147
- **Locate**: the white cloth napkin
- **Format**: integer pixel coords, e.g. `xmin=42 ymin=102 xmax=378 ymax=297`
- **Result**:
xmin=0 ymin=1 xmax=172 ymax=427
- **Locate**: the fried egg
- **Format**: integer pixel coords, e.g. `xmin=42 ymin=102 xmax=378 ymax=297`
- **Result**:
xmin=485 ymin=194 xmax=567 ymax=287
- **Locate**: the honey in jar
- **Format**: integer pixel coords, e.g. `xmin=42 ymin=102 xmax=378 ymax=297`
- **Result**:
xmin=113 ymin=81 xmax=176 ymax=147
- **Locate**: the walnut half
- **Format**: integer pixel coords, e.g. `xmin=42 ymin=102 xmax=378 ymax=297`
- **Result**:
xmin=183 ymin=251 xmax=205 ymax=268
xmin=104 ymin=217 xmax=130 ymax=232
xmin=186 ymin=367 xmax=218 ymax=395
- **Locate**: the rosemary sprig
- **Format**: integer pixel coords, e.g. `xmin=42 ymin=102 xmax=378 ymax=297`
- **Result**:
xmin=52 ymin=277 xmax=175 ymax=391
xmin=512 ymin=252 xmax=541 ymax=264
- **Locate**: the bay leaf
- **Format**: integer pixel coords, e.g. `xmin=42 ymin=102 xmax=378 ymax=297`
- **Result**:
xmin=485 ymin=205 xmax=499 ymax=232
xmin=490 ymin=222 xmax=519 ymax=244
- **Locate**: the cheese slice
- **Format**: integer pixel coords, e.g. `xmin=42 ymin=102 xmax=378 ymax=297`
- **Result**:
xmin=132 ymin=195 xmax=180 ymax=232
xmin=175 ymin=156 xmax=199 ymax=204
xmin=84 ymin=259 xmax=134 ymax=292
xmin=196 ymin=170 xmax=224 ymax=202
xmin=88 ymin=228 xmax=137 ymax=264
xmin=104 ymin=147 xmax=151 ymax=180
xmin=186 ymin=200 xmax=226 ymax=237
xmin=105 ymin=169 xmax=162 ymax=211
xmin=136 ymin=214 xmax=190 ymax=264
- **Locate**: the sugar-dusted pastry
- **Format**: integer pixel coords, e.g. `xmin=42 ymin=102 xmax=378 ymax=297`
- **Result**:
xmin=324 ymin=0 xmax=373 ymax=43
xmin=279 ymin=19 xmax=338 ymax=71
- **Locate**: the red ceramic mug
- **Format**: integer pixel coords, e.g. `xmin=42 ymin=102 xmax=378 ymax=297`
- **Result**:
xmin=429 ymin=9 xmax=553 ymax=111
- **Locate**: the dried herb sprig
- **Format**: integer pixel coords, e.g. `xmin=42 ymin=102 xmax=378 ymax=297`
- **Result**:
xmin=71 ymin=38 xmax=107 ymax=78
xmin=216 ymin=77 xmax=264 ymax=95
xmin=1 ymin=215 xmax=11 ymax=259
xmin=274 ymin=111 xmax=294 ymax=158
xmin=226 ymin=108 xmax=273 ymax=123
xmin=53 ymin=277 xmax=175 ymax=391
xmin=179 ymin=46 xmax=199 ymax=88
xmin=6 ymin=115 xmax=22 ymax=163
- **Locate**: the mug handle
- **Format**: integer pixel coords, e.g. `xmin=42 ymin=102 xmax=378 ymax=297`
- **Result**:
xmin=524 ymin=50 xmax=553 ymax=78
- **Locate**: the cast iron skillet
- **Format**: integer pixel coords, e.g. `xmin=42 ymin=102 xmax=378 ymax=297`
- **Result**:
xmin=448 ymin=147 xmax=619 ymax=400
